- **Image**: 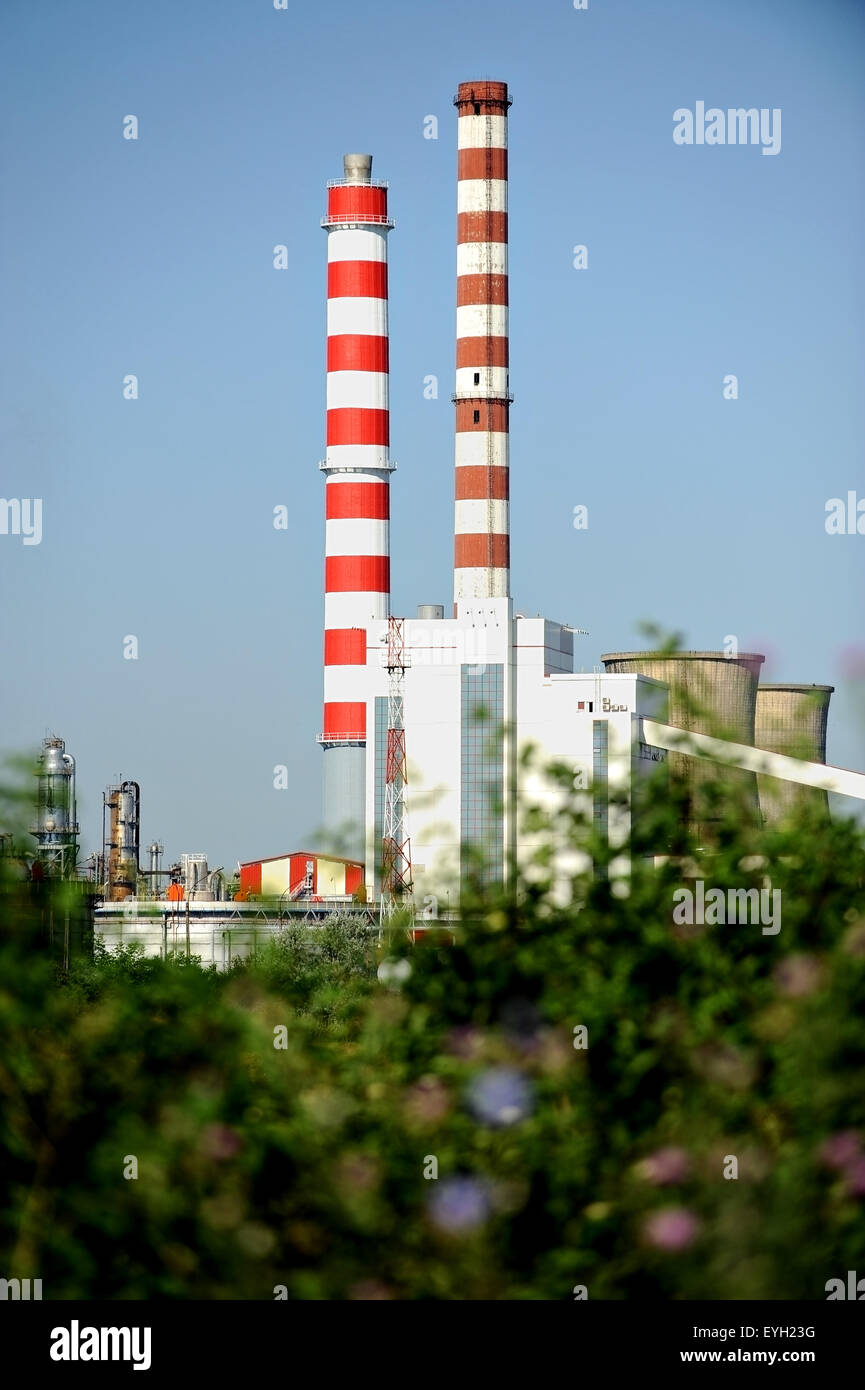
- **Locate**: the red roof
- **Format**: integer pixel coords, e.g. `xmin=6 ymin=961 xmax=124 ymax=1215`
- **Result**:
xmin=238 ymin=850 xmax=363 ymax=869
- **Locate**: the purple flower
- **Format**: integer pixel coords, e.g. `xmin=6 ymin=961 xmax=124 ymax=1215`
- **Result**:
xmin=844 ymin=1159 xmax=865 ymax=1198
xmin=403 ymin=1076 xmax=450 ymax=1125
xmin=694 ymin=1043 xmax=756 ymax=1090
xmin=349 ymin=1279 xmax=392 ymax=1300
xmin=428 ymin=1177 xmax=490 ymax=1235
xmin=818 ymin=1131 xmax=862 ymax=1172
xmin=466 ymin=1067 xmax=533 ymax=1128
xmin=334 ymin=1154 xmax=380 ymax=1194
xmin=199 ymin=1124 xmax=242 ymax=1160
xmin=638 ymin=1147 xmax=690 ymax=1186
xmin=445 ymin=1025 xmax=485 ymax=1060
xmin=773 ymin=953 xmax=822 ymax=998
xmin=643 ymin=1207 xmax=700 ymax=1252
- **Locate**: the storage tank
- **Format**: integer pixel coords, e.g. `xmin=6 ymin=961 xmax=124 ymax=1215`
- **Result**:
xmin=31 ymin=735 xmax=79 ymax=877
xmin=180 ymin=853 xmax=211 ymax=900
xmin=755 ymin=684 xmax=834 ymax=826
xmin=601 ymin=651 xmax=765 ymax=841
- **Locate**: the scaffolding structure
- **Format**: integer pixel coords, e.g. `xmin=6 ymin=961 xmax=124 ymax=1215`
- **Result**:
xmin=381 ymin=616 xmax=413 ymax=921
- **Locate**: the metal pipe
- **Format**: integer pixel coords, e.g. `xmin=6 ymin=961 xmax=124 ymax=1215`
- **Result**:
xmin=642 ymin=719 xmax=865 ymax=800
xmin=63 ymin=755 xmax=77 ymax=857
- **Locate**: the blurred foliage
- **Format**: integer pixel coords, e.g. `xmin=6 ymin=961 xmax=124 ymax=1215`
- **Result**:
xmin=1 ymin=746 xmax=865 ymax=1301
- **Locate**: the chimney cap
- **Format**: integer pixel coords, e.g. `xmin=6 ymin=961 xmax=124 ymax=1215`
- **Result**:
xmin=343 ymin=153 xmax=373 ymax=184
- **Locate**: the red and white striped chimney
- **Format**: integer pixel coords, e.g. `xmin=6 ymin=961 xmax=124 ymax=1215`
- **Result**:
xmin=453 ymin=80 xmax=512 ymax=607
xmin=319 ymin=155 xmax=393 ymax=846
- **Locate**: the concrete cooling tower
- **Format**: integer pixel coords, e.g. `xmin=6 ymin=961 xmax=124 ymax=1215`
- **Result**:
xmin=601 ymin=650 xmax=765 ymax=842
xmin=755 ymin=684 xmax=834 ymax=826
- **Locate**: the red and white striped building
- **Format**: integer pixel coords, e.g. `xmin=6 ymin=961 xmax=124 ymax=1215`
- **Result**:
xmin=320 ymin=154 xmax=394 ymax=855
xmin=453 ymin=80 xmax=512 ymax=607
xmin=239 ymin=852 xmax=363 ymax=901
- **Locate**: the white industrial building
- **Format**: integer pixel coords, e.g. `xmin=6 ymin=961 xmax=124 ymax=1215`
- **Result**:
xmin=331 ymin=603 xmax=667 ymax=904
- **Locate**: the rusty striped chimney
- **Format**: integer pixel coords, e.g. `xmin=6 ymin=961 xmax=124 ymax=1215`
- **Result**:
xmin=452 ymin=80 xmax=512 ymax=609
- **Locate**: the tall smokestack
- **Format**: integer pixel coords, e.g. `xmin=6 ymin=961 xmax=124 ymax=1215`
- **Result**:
xmin=319 ymin=153 xmax=394 ymax=855
xmin=453 ymin=80 xmax=512 ymax=608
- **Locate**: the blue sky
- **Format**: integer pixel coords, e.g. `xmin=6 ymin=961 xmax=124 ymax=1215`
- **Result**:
xmin=1 ymin=0 xmax=863 ymax=869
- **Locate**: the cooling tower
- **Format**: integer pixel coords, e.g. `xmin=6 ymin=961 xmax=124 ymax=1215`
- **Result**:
xmin=601 ymin=651 xmax=765 ymax=841
xmin=755 ymin=684 xmax=834 ymax=826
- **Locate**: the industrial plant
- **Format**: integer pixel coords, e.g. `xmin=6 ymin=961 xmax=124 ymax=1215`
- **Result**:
xmin=8 ymin=79 xmax=865 ymax=964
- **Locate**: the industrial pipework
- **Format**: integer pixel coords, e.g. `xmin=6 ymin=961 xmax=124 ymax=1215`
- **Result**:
xmin=103 ymin=780 xmax=140 ymax=901
xmin=453 ymin=80 xmax=512 ymax=606
xmin=319 ymin=152 xmax=394 ymax=856
xmin=31 ymin=735 xmax=79 ymax=877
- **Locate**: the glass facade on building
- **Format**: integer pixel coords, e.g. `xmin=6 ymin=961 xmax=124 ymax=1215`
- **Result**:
xmin=460 ymin=664 xmax=504 ymax=884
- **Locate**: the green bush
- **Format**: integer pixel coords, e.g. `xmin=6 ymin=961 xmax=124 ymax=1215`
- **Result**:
xmin=1 ymin=753 xmax=864 ymax=1300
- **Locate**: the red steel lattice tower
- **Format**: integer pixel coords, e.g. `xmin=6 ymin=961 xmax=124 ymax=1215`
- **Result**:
xmin=381 ymin=615 xmax=413 ymax=914
xmin=452 ymin=80 xmax=513 ymax=607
